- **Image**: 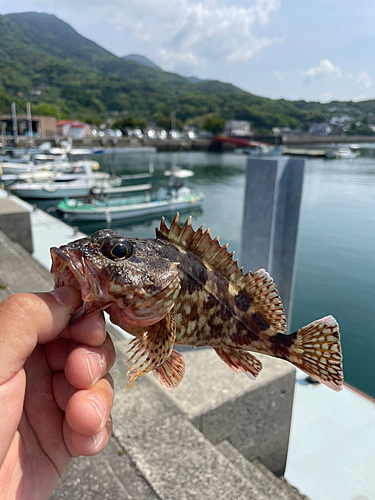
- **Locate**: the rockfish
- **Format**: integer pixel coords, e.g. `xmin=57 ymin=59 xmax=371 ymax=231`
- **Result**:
xmin=50 ymin=214 xmax=343 ymax=391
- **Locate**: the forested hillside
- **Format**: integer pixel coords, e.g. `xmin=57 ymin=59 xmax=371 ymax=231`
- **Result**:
xmin=1 ymin=12 xmax=374 ymax=133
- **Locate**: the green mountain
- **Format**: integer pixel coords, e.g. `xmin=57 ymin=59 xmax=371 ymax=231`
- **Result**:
xmin=1 ymin=11 xmax=374 ymax=134
xmin=122 ymin=54 xmax=161 ymax=71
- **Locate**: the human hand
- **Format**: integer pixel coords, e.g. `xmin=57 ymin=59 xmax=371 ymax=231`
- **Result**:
xmin=0 ymin=287 xmax=115 ymax=500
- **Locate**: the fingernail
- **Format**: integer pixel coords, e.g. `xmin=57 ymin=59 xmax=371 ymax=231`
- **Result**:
xmin=50 ymin=287 xmax=78 ymax=306
xmin=92 ymin=429 xmax=104 ymax=449
xmin=89 ymin=395 xmax=106 ymax=425
xmin=85 ymin=351 xmax=103 ymax=384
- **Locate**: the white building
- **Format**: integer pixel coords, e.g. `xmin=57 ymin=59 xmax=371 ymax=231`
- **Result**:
xmin=56 ymin=120 xmax=93 ymax=139
xmin=224 ymin=120 xmax=251 ymax=137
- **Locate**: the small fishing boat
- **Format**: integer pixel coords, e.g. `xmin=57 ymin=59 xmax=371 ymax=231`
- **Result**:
xmin=2 ymin=161 xmax=102 ymax=183
xmin=9 ymin=162 xmax=121 ymax=199
xmin=0 ymin=161 xmax=49 ymax=175
xmin=336 ymin=147 xmax=359 ymax=159
xmin=56 ymin=184 xmax=204 ymax=222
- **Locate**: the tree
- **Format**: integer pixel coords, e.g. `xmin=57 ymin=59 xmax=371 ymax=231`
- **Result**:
xmin=203 ymin=116 xmax=226 ymax=135
xmin=112 ymin=116 xmax=146 ymax=131
xmin=33 ymin=102 xmax=58 ymax=117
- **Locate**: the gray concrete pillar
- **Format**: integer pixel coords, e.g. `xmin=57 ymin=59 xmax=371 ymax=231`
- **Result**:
xmin=241 ymin=157 xmax=305 ymax=322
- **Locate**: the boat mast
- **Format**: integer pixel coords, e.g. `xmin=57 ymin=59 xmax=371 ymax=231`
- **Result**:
xmin=11 ymin=102 xmax=18 ymax=144
xmin=26 ymin=103 xmax=33 ymax=138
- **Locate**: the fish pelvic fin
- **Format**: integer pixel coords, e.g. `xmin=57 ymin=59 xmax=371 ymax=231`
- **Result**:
xmin=153 ymin=350 xmax=186 ymax=389
xmin=289 ymin=315 xmax=343 ymax=391
xmin=215 ymin=347 xmax=263 ymax=380
xmin=126 ymin=313 xmax=176 ymax=383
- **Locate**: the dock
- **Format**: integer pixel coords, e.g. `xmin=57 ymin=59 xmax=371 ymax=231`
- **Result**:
xmin=284 ymin=148 xmax=328 ymax=158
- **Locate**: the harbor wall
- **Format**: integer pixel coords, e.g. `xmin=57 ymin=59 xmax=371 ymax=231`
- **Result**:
xmin=281 ymin=134 xmax=375 ymax=145
xmin=7 ymin=133 xmax=375 ymax=151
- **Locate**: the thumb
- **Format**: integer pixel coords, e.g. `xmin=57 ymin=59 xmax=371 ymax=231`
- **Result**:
xmin=0 ymin=286 xmax=82 ymax=384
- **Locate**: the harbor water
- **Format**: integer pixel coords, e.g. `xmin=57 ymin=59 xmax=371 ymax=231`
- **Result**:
xmin=31 ymin=150 xmax=375 ymax=399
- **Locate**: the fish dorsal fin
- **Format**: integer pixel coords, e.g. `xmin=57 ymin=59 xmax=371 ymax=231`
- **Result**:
xmin=156 ymin=214 xmax=287 ymax=333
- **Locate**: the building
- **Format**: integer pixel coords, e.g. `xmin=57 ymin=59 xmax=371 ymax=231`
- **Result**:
xmin=308 ymin=123 xmax=332 ymax=136
xmin=0 ymin=115 xmax=56 ymax=137
xmin=224 ymin=120 xmax=251 ymax=137
xmin=56 ymin=120 xmax=93 ymax=139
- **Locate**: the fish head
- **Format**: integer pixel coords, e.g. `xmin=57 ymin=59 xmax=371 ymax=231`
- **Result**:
xmin=50 ymin=229 xmax=180 ymax=328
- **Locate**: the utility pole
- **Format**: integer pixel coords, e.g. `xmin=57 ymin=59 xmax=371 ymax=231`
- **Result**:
xmin=26 ymin=102 xmax=33 ymax=137
xmin=1 ymin=121 xmax=6 ymax=151
xmin=11 ymin=102 xmax=18 ymax=144
xmin=171 ymin=111 xmax=176 ymax=131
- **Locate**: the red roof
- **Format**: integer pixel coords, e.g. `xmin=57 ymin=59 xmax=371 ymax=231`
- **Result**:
xmin=57 ymin=120 xmax=87 ymax=127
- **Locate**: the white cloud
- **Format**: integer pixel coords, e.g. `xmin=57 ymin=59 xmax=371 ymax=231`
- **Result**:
xmin=108 ymin=0 xmax=282 ymax=70
xmin=0 ymin=0 xmax=281 ymax=74
xmin=356 ymin=71 xmax=372 ymax=89
xmin=300 ymin=59 xmax=342 ymax=81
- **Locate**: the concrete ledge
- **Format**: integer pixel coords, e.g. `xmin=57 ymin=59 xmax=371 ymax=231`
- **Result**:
xmin=110 ymin=340 xmax=268 ymax=500
xmin=51 ymin=436 xmax=159 ymax=500
xmin=0 ymin=230 xmax=52 ymax=300
xmin=217 ymin=441 xmax=308 ymax=500
xmin=0 ymin=198 xmax=33 ymax=253
xmin=163 ymin=347 xmax=296 ymax=476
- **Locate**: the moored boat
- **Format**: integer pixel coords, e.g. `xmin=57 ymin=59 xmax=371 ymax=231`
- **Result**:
xmin=336 ymin=147 xmax=359 ymax=159
xmin=8 ymin=161 xmax=121 ymax=199
xmin=56 ymin=184 xmax=204 ymax=222
xmin=244 ymin=145 xmax=285 ymax=157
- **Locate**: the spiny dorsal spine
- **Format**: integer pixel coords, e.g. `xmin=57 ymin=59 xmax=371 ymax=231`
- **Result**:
xmin=157 ymin=213 xmax=287 ymax=333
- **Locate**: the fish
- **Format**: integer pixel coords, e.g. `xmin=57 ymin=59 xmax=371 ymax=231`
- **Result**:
xmin=50 ymin=213 xmax=343 ymax=392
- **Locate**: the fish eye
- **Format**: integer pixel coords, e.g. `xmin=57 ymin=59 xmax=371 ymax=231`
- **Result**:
xmin=102 ymin=237 xmax=133 ymax=260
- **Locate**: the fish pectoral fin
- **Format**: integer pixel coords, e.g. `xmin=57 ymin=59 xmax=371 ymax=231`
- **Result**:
xmin=126 ymin=313 xmax=177 ymax=383
xmin=288 ymin=315 xmax=343 ymax=392
xmin=127 ymin=272 xmax=181 ymax=326
xmin=153 ymin=350 xmax=186 ymax=390
xmin=214 ymin=347 xmax=262 ymax=380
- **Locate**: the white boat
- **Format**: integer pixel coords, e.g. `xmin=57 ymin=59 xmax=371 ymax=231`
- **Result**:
xmin=0 ymin=161 xmax=46 ymax=175
xmin=164 ymin=167 xmax=194 ymax=178
xmin=0 ymin=159 xmax=101 ymax=179
xmin=2 ymin=160 xmax=102 ymax=182
xmin=244 ymin=145 xmax=285 ymax=157
xmin=9 ymin=162 xmax=121 ymax=199
xmin=56 ymin=184 xmax=204 ymax=222
xmin=336 ymin=147 xmax=359 ymax=159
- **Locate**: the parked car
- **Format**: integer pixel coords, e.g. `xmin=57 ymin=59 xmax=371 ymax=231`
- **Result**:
xmin=168 ymin=130 xmax=181 ymax=139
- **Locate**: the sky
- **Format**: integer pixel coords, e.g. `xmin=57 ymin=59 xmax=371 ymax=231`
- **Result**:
xmin=1 ymin=0 xmax=375 ymax=103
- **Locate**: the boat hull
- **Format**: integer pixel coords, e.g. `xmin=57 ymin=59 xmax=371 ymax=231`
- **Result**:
xmin=11 ymin=186 xmax=93 ymax=199
xmin=57 ymin=195 xmax=204 ymax=221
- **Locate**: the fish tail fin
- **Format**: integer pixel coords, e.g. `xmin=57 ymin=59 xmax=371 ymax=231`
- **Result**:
xmin=153 ymin=350 xmax=185 ymax=390
xmin=214 ymin=347 xmax=263 ymax=380
xmin=289 ymin=315 xmax=343 ymax=391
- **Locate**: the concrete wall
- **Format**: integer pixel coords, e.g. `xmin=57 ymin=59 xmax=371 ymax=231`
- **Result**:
xmin=0 ymin=198 xmax=33 ymax=253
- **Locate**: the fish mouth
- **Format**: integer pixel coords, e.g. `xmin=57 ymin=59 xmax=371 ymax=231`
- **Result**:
xmin=50 ymin=246 xmax=110 ymax=324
